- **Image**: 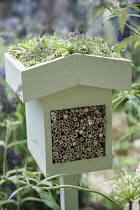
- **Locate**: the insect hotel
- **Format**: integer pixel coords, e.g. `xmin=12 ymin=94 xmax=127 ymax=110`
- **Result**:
xmin=5 ymin=52 xmax=131 ymax=209
xmin=5 ymin=52 xmax=132 ymax=174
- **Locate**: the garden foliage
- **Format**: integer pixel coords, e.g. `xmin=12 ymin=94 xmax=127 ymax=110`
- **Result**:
xmin=8 ymin=30 xmax=120 ymax=67
xmin=0 ymin=0 xmax=140 ymax=209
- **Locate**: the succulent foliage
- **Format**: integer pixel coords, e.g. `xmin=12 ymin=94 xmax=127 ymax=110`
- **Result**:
xmin=9 ymin=29 xmax=120 ymax=67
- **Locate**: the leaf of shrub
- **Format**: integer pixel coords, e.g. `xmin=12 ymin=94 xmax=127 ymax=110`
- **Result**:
xmin=0 ymin=199 xmax=16 ymax=205
xmin=36 ymin=188 xmax=61 ymax=210
xmin=23 ymin=170 xmax=37 ymax=178
xmin=38 ymin=180 xmax=53 ymax=187
xmin=21 ymin=197 xmax=48 ymax=204
xmin=124 ymin=98 xmax=140 ymax=127
xmin=116 ymin=36 xmax=140 ymax=52
xmin=7 ymin=175 xmax=24 ymax=184
xmin=8 ymin=140 xmax=27 ymax=148
xmin=9 ymin=186 xmax=29 ymax=199
xmin=125 ymin=100 xmax=139 ymax=119
xmin=45 ymin=174 xmax=65 ymax=181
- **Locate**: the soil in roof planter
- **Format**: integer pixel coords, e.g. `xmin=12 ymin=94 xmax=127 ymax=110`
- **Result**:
xmin=4 ymin=29 xmax=132 ymax=175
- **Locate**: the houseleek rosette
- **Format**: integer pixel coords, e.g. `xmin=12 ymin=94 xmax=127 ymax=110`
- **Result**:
xmin=8 ymin=29 xmax=120 ymax=67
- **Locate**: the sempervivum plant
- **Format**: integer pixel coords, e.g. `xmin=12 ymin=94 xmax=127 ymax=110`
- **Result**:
xmin=8 ymin=29 xmax=120 ymax=67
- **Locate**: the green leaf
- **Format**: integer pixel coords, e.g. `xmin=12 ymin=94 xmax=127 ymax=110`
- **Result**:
xmin=131 ymin=90 xmax=140 ymax=94
xmin=135 ymin=93 xmax=140 ymax=97
xmin=11 ymin=120 xmax=22 ymax=127
xmin=7 ymin=175 xmax=24 ymax=184
xmin=31 ymin=38 xmax=37 ymax=47
xmin=132 ymin=83 xmax=140 ymax=88
xmin=124 ymin=100 xmax=138 ymax=116
xmin=24 ymin=178 xmax=38 ymax=184
xmin=118 ymin=10 xmax=127 ymax=34
xmin=18 ymin=180 xmax=28 ymax=185
xmin=13 ymin=50 xmax=23 ymax=55
xmin=38 ymin=180 xmax=53 ymax=187
xmin=112 ymin=95 xmax=126 ymax=110
xmin=125 ymin=115 xmax=138 ymax=125
xmin=0 ymin=179 xmax=6 ymax=186
xmin=131 ymin=63 xmax=135 ymax=68
xmin=15 ymin=111 xmax=24 ymax=121
xmin=23 ymin=171 xmax=38 ymax=178
xmin=0 ymin=120 xmax=6 ymax=127
xmin=18 ymin=43 xmax=28 ymax=50
xmin=30 ymin=171 xmax=45 ymax=175
xmin=117 ymin=125 xmax=138 ymax=142
xmin=127 ymin=99 xmax=139 ymax=115
xmin=93 ymin=176 xmax=120 ymax=186
xmin=102 ymin=15 xmax=117 ymax=26
xmin=118 ymin=16 xmax=126 ymax=34
xmin=112 ymin=91 xmax=122 ymax=100
xmin=21 ymin=197 xmax=48 ymax=204
xmin=25 ymin=40 xmax=30 ymax=48
xmin=116 ymin=36 xmax=140 ymax=52
xmin=112 ymin=94 xmax=124 ymax=103
xmin=45 ymin=174 xmax=66 ymax=181
xmin=126 ymin=94 xmax=139 ymax=103
xmin=0 ymin=191 xmax=8 ymax=199
xmin=0 ymin=199 xmax=16 ymax=205
xmin=124 ymin=97 xmax=140 ymax=127
xmin=92 ymin=6 xmax=106 ymax=21
xmin=6 ymin=168 xmax=26 ymax=177
xmin=134 ymin=40 xmax=140 ymax=49
xmin=126 ymin=4 xmax=140 ymax=12
xmin=129 ymin=14 xmax=140 ymax=18
xmin=8 ymin=45 xmax=17 ymax=50
xmin=117 ymin=0 xmax=125 ymax=2
xmin=36 ymin=189 xmax=61 ymax=210
xmin=8 ymin=140 xmax=27 ymax=148
xmin=9 ymin=186 xmax=30 ymax=199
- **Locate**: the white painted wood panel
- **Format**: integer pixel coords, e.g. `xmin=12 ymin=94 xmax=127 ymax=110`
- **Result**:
xmin=4 ymin=54 xmax=23 ymax=100
xmin=5 ymin=53 xmax=132 ymax=103
xmin=25 ymin=98 xmax=46 ymax=173
xmin=43 ymin=85 xmax=112 ymax=175
xmin=78 ymin=54 xmax=131 ymax=91
xmin=22 ymin=62 xmax=78 ymax=102
xmin=25 ymin=53 xmax=78 ymax=73
xmin=60 ymin=175 xmax=79 ymax=210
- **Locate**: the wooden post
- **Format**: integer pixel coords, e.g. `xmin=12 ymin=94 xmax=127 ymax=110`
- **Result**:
xmin=60 ymin=175 xmax=79 ymax=210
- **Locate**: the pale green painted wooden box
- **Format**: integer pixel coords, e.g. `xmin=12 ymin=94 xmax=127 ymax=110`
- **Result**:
xmin=4 ymin=53 xmax=132 ymax=175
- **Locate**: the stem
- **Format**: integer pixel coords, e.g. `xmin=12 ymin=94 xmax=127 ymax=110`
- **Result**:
xmin=3 ymin=120 xmax=11 ymax=177
xmin=100 ymin=0 xmax=140 ymax=36
xmin=129 ymin=19 xmax=140 ymax=31
xmin=125 ymin=22 xmax=140 ymax=36
xmin=101 ymin=0 xmax=113 ymax=12
xmin=13 ymin=126 xmax=18 ymax=150
xmin=129 ymin=201 xmax=133 ymax=210
xmin=34 ymin=184 xmax=123 ymax=210
xmin=17 ymin=202 xmax=20 ymax=210
xmin=16 ymin=170 xmax=21 ymax=210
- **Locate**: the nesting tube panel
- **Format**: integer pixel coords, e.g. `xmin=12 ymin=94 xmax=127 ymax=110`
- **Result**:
xmin=51 ymin=105 xmax=108 ymax=164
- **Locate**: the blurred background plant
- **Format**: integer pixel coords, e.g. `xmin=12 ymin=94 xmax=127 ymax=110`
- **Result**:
xmin=0 ymin=0 xmax=140 ymax=209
